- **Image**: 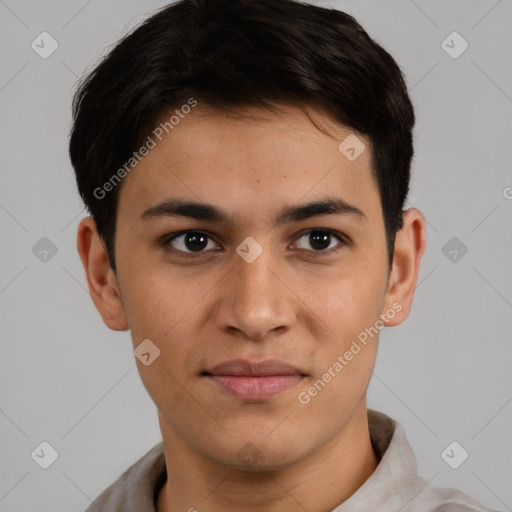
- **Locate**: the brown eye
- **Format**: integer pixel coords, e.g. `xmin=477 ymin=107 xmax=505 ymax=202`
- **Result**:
xmin=163 ymin=231 xmax=219 ymax=257
xmin=295 ymin=229 xmax=346 ymax=253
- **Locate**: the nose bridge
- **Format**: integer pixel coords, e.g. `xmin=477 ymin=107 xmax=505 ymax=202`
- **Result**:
xmin=237 ymin=248 xmax=278 ymax=306
xmin=215 ymin=240 xmax=294 ymax=340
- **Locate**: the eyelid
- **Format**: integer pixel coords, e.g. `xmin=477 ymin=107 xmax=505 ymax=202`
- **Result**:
xmin=291 ymin=228 xmax=348 ymax=256
xmin=161 ymin=228 xmax=349 ymax=258
xmin=293 ymin=228 xmax=348 ymax=246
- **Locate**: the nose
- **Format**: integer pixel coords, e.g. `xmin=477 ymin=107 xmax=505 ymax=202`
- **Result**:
xmin=213 ymin=244 xmax=296 ymax=341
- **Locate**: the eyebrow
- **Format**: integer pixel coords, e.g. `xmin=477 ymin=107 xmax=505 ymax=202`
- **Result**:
xmin=140 ymin=197 xmax=367 ymax=227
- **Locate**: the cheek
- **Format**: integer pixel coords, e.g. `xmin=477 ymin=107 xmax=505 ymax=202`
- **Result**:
xmin=304 ymin=263 xmax=386 ymax=339
xmin=118 ymin=259 xmax=208 ymax=338
xmin=123 ymin=273 xmax=206 ymax=411
xmin=299 ymin=260 xmax=386 ymax=401
xmin=119 ymin=266 xmax=212 ymax=389
xmin=296 ymin=272 xmax=384 ymax=411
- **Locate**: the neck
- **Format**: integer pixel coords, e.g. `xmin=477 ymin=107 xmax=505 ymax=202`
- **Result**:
xmin=156 ymin=403 xmax=379 ymax=512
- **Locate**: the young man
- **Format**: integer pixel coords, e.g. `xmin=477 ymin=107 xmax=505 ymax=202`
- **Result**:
xmin=70 ymin=0 xmax=496 ymax=510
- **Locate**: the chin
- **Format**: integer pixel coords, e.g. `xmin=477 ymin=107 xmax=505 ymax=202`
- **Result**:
xmin=206 ymin=436 xmax=307 ymax=473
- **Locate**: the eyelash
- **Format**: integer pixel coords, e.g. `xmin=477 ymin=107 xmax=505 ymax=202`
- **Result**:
xmin=159 ymin=229 xmax=349 ymax=260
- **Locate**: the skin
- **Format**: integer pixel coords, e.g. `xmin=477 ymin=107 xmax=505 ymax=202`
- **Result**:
xmin=77 ymin=103 xmax=426 ymax=512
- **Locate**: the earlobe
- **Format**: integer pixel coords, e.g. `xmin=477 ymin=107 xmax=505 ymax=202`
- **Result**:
xmin=77 ymin=217 xmax=129 ymax=331
xmin=382 ymin=208 xmax=426 ymax=327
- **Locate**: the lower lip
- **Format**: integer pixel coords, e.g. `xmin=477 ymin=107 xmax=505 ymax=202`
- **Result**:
xmin=205 ymin=374 xmax=303 ymax=399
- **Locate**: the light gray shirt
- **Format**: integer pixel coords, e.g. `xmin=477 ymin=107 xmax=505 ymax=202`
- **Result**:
xmin=85 ymin=409 xmax=498 ymax=511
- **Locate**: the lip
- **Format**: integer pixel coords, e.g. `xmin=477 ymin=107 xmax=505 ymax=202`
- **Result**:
xmin=205 ymin=358 xmax=304 ymax=376
xmin=202 ymin=358 xmax=306 ymax=400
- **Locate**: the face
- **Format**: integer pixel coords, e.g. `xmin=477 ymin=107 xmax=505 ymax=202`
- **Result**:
xmin=80 ymin=103 xmax=424 ymax=471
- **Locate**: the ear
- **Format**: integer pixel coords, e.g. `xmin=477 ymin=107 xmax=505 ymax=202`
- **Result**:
xmin=382 ymin=208 xmax=426 ymax=326
xmin=77 ymin=217 xmax=128 ymax=331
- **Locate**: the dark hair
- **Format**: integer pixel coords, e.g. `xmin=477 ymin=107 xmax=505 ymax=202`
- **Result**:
xmin=69 ymin=0 xmax=415 ymax=274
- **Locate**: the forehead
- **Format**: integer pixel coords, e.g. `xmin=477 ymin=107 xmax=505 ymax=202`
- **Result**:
xmin=116 ymin=103 xmax=381 ymax=226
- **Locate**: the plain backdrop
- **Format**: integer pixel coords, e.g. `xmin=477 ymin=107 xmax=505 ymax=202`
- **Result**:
xmin=1 ymin=1 xmax=511 ymax=511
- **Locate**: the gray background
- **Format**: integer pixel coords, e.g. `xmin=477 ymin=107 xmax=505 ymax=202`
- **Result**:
xmin=1 ymin=0 xmax=511 ymax=511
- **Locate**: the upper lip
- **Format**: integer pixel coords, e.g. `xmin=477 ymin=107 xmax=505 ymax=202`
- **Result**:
xmin=203 ymin=358 xmax=305 ymax=376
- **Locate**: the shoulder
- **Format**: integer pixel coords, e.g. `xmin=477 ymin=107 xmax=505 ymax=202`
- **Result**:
xmin=409 ymin=481 xmax=500 ymax=512
xmin=365 ymin=410 xmax=499 ymax=512
xmin=84 ymin=441 xmax=166 ymax=512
